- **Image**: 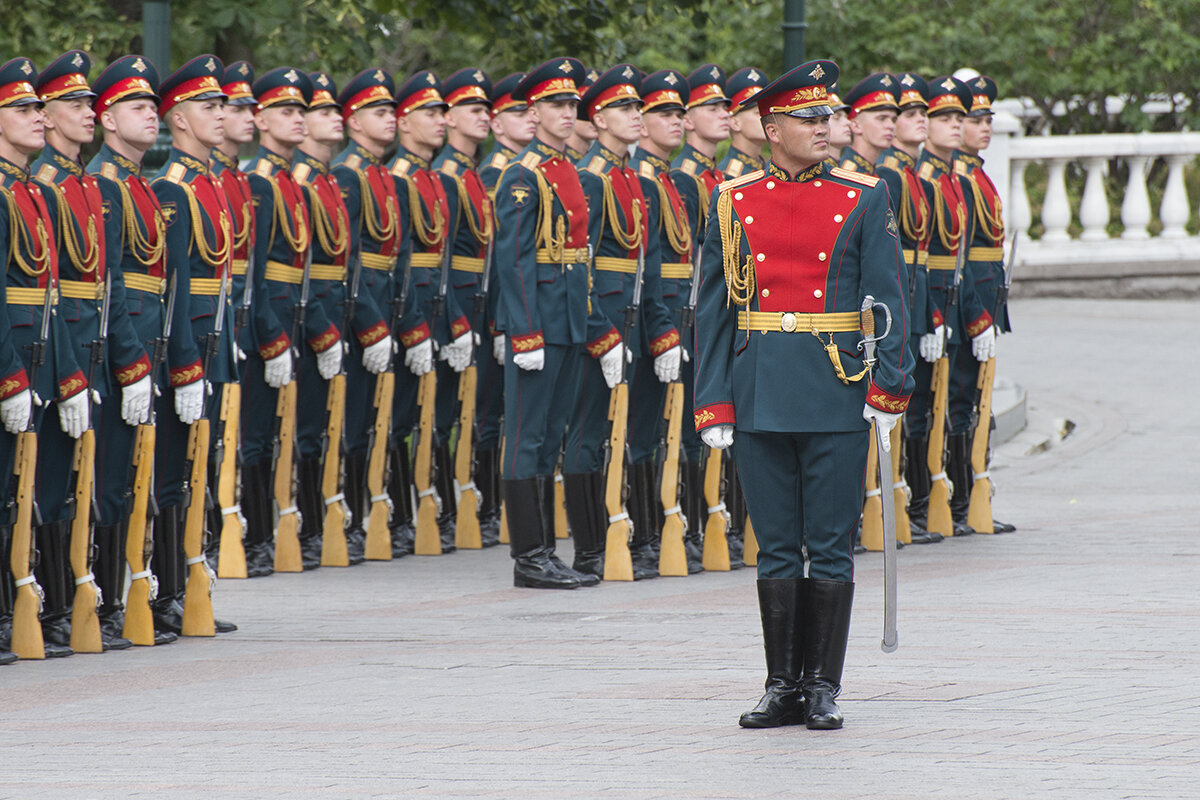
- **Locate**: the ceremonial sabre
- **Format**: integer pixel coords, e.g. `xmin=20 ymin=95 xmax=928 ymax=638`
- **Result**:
xmin=858 ymin=294 xmax=898 ymax=653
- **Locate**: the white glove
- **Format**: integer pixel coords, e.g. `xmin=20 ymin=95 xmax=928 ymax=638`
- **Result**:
xmin=175 ymin=380 xmax=205 ymax=425
xmin=493 ymin=334 xmax=506 ymax=364
xmin=919 ymin=325 xmax=944 ymax=363
xmin=971 ymin=325 xmax=996 ymax=361
xmin=264 ymin=350 xmax=293 ymax=388
xmin=513 ymin=349 xmax=544 ymax=371
xmin=654 ymin=345 xmax=681 ymax=383
xmin=863 ymin=404 xmax=903 ymax=451
xmin=681 ymin=346 xmax=691 ymax=363
xmin=316 ymin=343 xmax=342 ymax=380
xmin=404 ymin=339 xmax=434 ymax=376
xmin=1 ymin=389 xmax=32 ymax=434
xmin=361 ymin=337 xmax=392 ymax=374
xmin=701 ymin=424 xmax=735 ymax=450
xmin=56 ymin=391 xmax=89 ymax=439
xmin=443 ymin=332 xmax=473 ymax=373
xmin=598 ymin=343 xmax=626 ymax=389
xmin=121 ymin=375 xmax=152 ymax=426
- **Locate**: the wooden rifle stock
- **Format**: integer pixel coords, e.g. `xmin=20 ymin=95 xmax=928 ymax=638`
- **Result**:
xmin=891 ymin=419 xmax=912 ymax=544
xmin=860 ymin=431 xmax=885 ymax=551
xmin=364 ymin=370 xmax=395 ymax=559
xmin=413 ymin=369 xmax=440 ymax=555
xmin=454 ymin=364 xmax=482 ymax=549
xmin=123 ymin=424 xmax=156 ymax=645
xmin=926 ymin=356 xmax=954 ymax=536
xmin=274 ymin=380 xmax=305 ymax=570
xmin=321 ymin=373 xmax=350 ymax=561
xmin=215 ymin=382 xmax=247 ymax=578
xmin=967 ymin=356 xmax=997 ymax=533
xmin=702 ymin=448 xmax=730 ymax=570
xmin=9 ymin=431 xmax=44 ymax=659
xmin=743 ymin=516 xmax=758 ymax=566
xmin=68 ymin=428 xmax=102 ymax=652
xmin=602 ymin=382 xmax=634 ymax=581
xmin=657 ymin=382 xmax=687 ymax=576
xmin=181 ymin=418 xmax=215 ymax=636
xmin=497 ymin=434 xmax=509 ymax=545
xmin=553 ymin=471 xmax=569 ymax=540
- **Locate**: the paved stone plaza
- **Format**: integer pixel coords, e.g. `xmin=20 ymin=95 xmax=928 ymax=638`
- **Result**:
xmin=2 ymin=298 xmax=1197 ymax=799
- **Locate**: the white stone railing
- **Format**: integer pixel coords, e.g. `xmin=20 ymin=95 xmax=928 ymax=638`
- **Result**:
xmin=984 ymin=114 xmax=1200 ymax=296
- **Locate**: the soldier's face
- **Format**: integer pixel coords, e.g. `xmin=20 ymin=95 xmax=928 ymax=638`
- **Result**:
xmin=255 ymin=104 xmax=306 ymax=148
xmin=927 ymin=111 xmax=964 ymax=151
xmin=176 ymin=99 xmax=226 ymax=149
xmin=729 ymin=107 xmax=766 ymax=144
xmin=850 ymin=108 xmax=896 ymax=151
xmin=827 ymin=110 xmax=852 ymax=149
xmin=398 ymin=106 xmax=447 ymax=149
xmin=352 ymin=104 xmax=395 ymax=147
xmin=685 ymin=102 xmax=730 ymax=142
xmin=531 ymin=99 xmax=577 ymax=145
xmin=305 ymin=107 xmax=344 ymax=145
xmin=0 ymin=104 xmax=47 ymax=156
xmin=447 ymin=103 xmax=491 ymax=144
xmin=491 ymin=107 xmax=536 ymax=146
xmin=43 ymin=97 xmax=95 ymax=146
xmin=765 ymin=114 xmax=829 ymax=169
xmin=642 ymin=109 xmax=684 ymax=151
xmin=593 ymin=103 xmax=643 ymax=146
xmin=103 ymin=98 xmax=160 ymax=150
xmin=574 ymin=117 xmax=597 ymax=141
xmin=222 ymin=104 xmax=256 ymax=145
xmin=895 ymin=107 xmax=927 ymax=147
xmin=963 ymin=114 xmax=992 ymax=152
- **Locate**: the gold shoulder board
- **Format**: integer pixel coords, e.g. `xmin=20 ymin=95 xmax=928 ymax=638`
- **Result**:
xmin=36 ymin=164 xmax=57 ymax=182
xmin=717 ymin=169 xmax=764 ymax=193
xmin=292 ymin=163 xmax=311 ymax=184
xmin=253 ymin=160 xmax=273 ymax=177
xmin=680 ymin=158 xmax=697 ymax=176
xmin=391 ymin=158 xmax=412 ymax=177
xmin=638 ymin=161 xmax=655 ymax=179
xmin=440 ymin=160 xmax=458 ymax=176
xmin=918 ymin=162 xmax=935 ymax=181
xmin=585 ymin=156 xmax=606 ymax=176
xmin=166 ymin=163 xmax=188 ymax=184
xmin=830 ymin=166 xmax=880 ymax=188
xmin=489 ymin=152 xmax=510 ymax=170
xmin=345 ymin=154 xmax=362 ymax=170
xmin=520 ymin=151 xmax=541 ymax=169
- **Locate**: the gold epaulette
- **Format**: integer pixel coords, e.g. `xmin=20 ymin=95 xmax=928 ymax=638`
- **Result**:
xmin=679 ymin=158 xmax=697 ymax=176
xmin=253 ymin=160 xmax=273 ymax=178
xmin=344 ymin=153 xmax=362 ymax=170
xmin=391 ymin=158 xmax=412 ymax=177
xmin=99 ymin=162 xmax=118 ymax=180
xmin=954 ymin=160 xmax=970 ymax=176
xmin=840 ymin=160 xmax=858 ymax=172
xmin=36 ymin=164 xmax=57 ymax=183
xmin=164 ymin=163 xmax=188 ymax=184
xmin=585 ymin=156 xmax=606 ymax=176
xmin=724 ymin=160 xmax=744 ymax=178
xmin=638 ymin=161 xmax=654 ymax=179
xmin=830 ymin=166 xmax=879 ymax=188
xmin=488 ymin=152 xmax=510 ymax=171
xmin=918 ymin=162 xmax=935 ymax=181
xmin=520 ymin=151 xmax=541 ymax=170
xmin=292 ymin=163 xmax=311 ymax=184
xmin=440 ymin=160 xmax=458 ymax=176
xmin=717 ymin=169 xmax=763 ymax=193
xmin=882 ymin=155 xmax=900 ymax=171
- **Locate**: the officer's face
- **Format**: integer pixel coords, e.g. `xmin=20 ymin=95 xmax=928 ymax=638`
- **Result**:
xmin=175 ymin=99 xmax=226 ymax=149
xmin=0 ymin=104 xmax=47 ymax=156
xmin=222 ymin=104 xmax=256 ymax=146
xmin=491 ymin=107 xmax=536 ymax=147
xmin=43 ymin=97 xmax=95 ymax=146
xmin=305 ymin=106 xmax=344 ymax=145
xmin=685 ymin=102 xmax=730 ymax=142
xmin=963 ymin=114 xmax=993 ymax=152
xmin=103 ymin=98 xmax=160 ymax=151
xmin=729 ymin=107 xmax=766 ymax=144
xmin=827 ymin=109 xmax=852 ymax=149
xmin=351 ymin=104 xmax=396 ymax=147
xmin=531 ymin=99 xmax=577 ymax=146
xmin=895 ymin=106 xmax=927 ymax=147
xmin=927 ymin=110 xmax=964 ymax=151
xmin=397 ymin=106 xmax=447 ymax=149
xmin=850 ymin=108 xmax=896 ymax=151
xmin=593 ymin=103 xmax=643 ymax=146
xmin=642 ymin=109 xmax=685 ymax=152
xmin=255 ymin=104 xmax=306 ymax=148
xmin=447 ymin=103 xmax=491 ymax=144
xmin=765 ymin=113 xmax=829 ymax=170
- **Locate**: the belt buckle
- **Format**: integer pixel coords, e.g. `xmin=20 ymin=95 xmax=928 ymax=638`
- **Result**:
xmin=780 ymin=312 xmax=797 ymax=333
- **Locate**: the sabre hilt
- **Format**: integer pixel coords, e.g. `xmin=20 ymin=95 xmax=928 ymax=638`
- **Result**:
xmin=857 ymin=295 xmax=893 ymax=368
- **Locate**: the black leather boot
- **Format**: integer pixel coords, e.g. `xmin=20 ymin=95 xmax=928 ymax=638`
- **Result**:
xmin=724 ymin=456 xmax=746 ymax=569
xmin=628 ymin=462 xmax=659 ymax=581
xmin=904 ymin=436 xmax=942 ymax=544
xmin=340 ymin=451 xmax=366 ymax=565
xmin=150 ymin=504 xmax=187 ymax=634
xmin=801 ymin=578 xmax=854 ymax=730
xmin=476 ymin=446 xmax=501 ymax=548
xmin=947 ymin=433 xmax=976 ymax=536
xmin=35 ymin=520 xmax=74 ymax=653
xmin=682 ymin=459 xmax=706 ymax=574
xmin=739 ymin=579 xmax=804 ymax=728
xmin=539 ymin=474 xmax=597 ymax=586
xmin=296 ymin=455 xmax=325 ymax=570
xmin=506 ymin=478 xmax=579 ymax=589
xmin=0 ymin=526 xmax=22 ymax=664
xmin=388 ymin=442 xmax=416 ymax=556
xmin=94 ymin=523 xmax=133 ymax=650
xmin=564 ymin=472 xmax=605 ymax=578
xmin=435 ymin=441 xmax=457 ymax=553
xmin=241 ymin=460 xmax=276 ymax=577
xmin=204 ymin=460 xmax=222 ymax=570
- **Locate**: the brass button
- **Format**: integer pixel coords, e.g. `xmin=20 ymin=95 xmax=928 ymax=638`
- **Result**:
xmin=814 ymin=289 xmax=823 ymax=298
xmin=818 ymin=252 xmax=827 ymax=261
xmin=847 ymin=190 xmax=855 ymax=198
xmin=780 ymin=312 xmax=797 ymax=332
xmin=567 ymin=210 xmax=573 ymax=216
xmin=834 ymin=214 xmax=843 ymax=223
xmin=814 ymin=180 xmax=822 ymax=187
xmin=734 ymin=192 xmax=744 ymax=200
xmin=756 ymin=253 xmax=765 ymax=263
xmin=745 ymin=215 xmax=754 ymax=224
xmin=566 ymin=264 xmax=573 ymax=271
xmin=766 ymin=181 xmax=776 ymax=189
xmin=761 ymin=288 xmax=770 ymax=297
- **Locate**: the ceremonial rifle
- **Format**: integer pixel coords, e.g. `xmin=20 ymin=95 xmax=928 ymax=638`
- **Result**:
xmin=413 ymin=241 xmax=447 ymax=555
xmin=275 ymin=251 xmax=310 ymax=570
xmin=180 ymin=263 xmax=229 ymax=636
xmin=319 ymin=251 xmax=357 ymax=562
xmin=68 ymin=270 xmax=110 ymax=653
xmin=858 ymin=295 xmax=898 ymax=653
xmin=453 ymin=235 xmax=492 ymax=550
xmin=925 ymin=230 xmax=968 ymax=537
xmin=215 ymin=250 xmax=253 ymax=578
xmin=602 ymin=244 xmax=643 ymax=582
xmin=123 ymin=272 xmax=176 ymax=645
xmin=9 ymin=283 xmax=55 ymax=658
xmin=967 ymin=232 xmax=1017 ymax=534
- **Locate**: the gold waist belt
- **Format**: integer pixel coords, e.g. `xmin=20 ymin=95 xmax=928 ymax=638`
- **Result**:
xmin=59 ymin=280 xmax=104 ymax=300
xmin=969 ymin=246 xmax=1003 ymax=261
xmin=6 ymin=287 xmax=58 ymax=305
xmin=124 ymin=273 xmax=167 ymax=295
xmin=594 ymin=256 xmax=637 ymax=274
xmin=927 ymin=255 xmax=957 ymax=271
xmin=904 ymin=250 xmax=929 ymax=267
xmin=660 ymin=262 xmax=693 ymax=280
xmin=536 ymin=247 xmax=588 ymax=264
xmin=362 ymin=252 xmax=395 ymax=271
xmin=451 ymin=255 xmax=485 ymax=273
xmin=737 ymin=310 xmax=862 ymax=334
xmin=264 ymin=260 xmax=303 ymax=284
xmin=190 ymin=277 xmax=228 ymax=295
xmin=231 ymin=258 xmax=248 ymax=276
xmin=410 ymin=253 xmax=441 ymax=269
xmin=310 ymin=264 xmax=346 ymax=281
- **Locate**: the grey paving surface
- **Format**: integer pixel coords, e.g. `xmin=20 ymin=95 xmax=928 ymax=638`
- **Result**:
xmin=3 ymin=298 xmax=1199 ymax=800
